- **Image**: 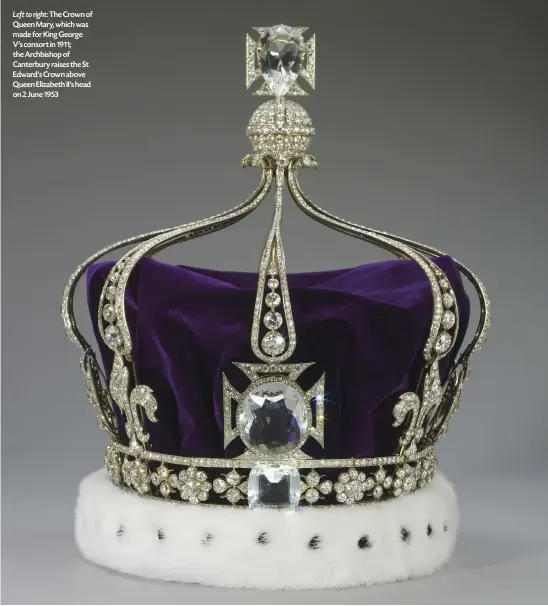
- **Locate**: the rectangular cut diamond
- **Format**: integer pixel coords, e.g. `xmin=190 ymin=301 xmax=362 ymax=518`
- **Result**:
xmin=248 ymin=463 xmax=300 ymax=508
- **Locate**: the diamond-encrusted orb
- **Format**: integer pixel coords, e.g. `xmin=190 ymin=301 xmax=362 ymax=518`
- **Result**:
xmin=267 ymin=278 xmax=279 ymax=289
xmin=239 ymin=381 xmax=308 ymax=454
xmin=247 ymin=100 xmax=314 ymax=159
xmin=105 ymin=325 xmax=121 ymax=346
xmin=264 ymin=310 xmax=283 ymax=330
xmin=257 ymin=24 xmax=302 ymax=97
xmin=261 ymin=330 xmax=286 ymax=356
xmin=248 ymin=463 xmax=301 ymax=508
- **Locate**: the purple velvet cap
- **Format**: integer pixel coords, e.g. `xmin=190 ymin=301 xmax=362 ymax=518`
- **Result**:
xmin=87 ymin=256 xmax=469 ymax=460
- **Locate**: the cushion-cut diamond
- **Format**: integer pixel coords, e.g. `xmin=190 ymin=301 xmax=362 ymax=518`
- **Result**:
xmin=248 ymin=463 xmax=301 ymax=508
xmin=257 ymin=24 xmax=302 ymax=97
xmin=239 ymin=381 xmax=308 ymax=454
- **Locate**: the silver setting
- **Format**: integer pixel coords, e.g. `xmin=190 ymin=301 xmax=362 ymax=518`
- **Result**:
xmin=334 ymin=468 xmax=368 ymax=505
xmin=170 ymin=466 xmax=212 ymax=504
xmin=61 ymin=23 xmax=491 ymax=509
xmin=105 ymin=442 xmax=122 ymax=484
xmin=110 ymin=439 xmax=430 ymax=469
xmin=150 ymin=464 xmax=175 ymax=498
xmin=213 ymin=470 xmax=248 ymax=504
xmin=392 ymin=463 xmax=419 ymax=497
xmin=371 ymin=467 xmax=394 ymax=499
xmin=121 ymin=457 xmax=150 ymax=495
xmin=109 ymin=353 xmax=158 ymax=452
xmin=300 ymin=470 xmax=333 ymax=504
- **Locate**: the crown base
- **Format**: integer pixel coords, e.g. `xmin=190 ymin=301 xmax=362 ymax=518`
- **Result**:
xmin=75 ymin=469 xmax=458 ymax=589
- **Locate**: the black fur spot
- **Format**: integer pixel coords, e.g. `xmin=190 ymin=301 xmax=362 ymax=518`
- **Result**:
xmin=116 ymin=525 xmax=124 ymax=537
xmin=257 ymin=532 xmax=269 ymax=545
xmin=400 ymin=527 xmax=410 ymax=542
xmin=358 ymin=535 xmax=372 ymax=549
xmin=308 ymin=535 xmax=321 ymax=550
xmin=157 ymin=529 xmax=165 ymax=540
xmin=443 ymin=524 xmax=448 ymax=532
xmin=202 ymin=533 xmax=214 ymax=545
xmin=426 ymin=524 xmax=433 ymax=537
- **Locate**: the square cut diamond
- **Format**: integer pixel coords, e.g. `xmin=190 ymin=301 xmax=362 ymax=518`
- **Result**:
xmin=248 ymin=463 xmax=300 ymax=508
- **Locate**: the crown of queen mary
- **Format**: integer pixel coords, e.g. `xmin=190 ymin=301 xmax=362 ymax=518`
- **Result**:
xmin=62 ymin=24 xmax=491 ymax=511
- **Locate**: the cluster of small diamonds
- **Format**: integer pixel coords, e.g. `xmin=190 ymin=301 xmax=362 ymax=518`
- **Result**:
xmin=304 ymin=37 xmax=315 ymax=87
xmin=392 ymin=463 xmax=419 ymax=497
xmin=247 ymin=100 xmax=314 ymax=161
xmin=167 ymin=466 xmax=212 ymax=504
xmin=334 ymin=468 xmax=393 ymax=505
xmin=62 ymin=226 xmax=174 ymax=349
xmin=261 ymin=257 xmax=286 ymax=356
xmin=100 ymin=260 xmax=126 ymax=349
xmin=300 ymin=470 xmax=333 ymax=504
xmin=108 ymin=449 xmax=433 ymax=507
xmin=245 ymin=33 xmax=259 ymax=88
xmin=432 ymin=268 xmax=459 ymax=357
xmin=250 ymin=170 xmax=297 ymax=363
xmin=112 ymin=440 xmax=435 ymax=469
xmin=104 ymin=442 xmax=122 ymax=484
xmin=212 ymin=470 xmax=248 ymax=504
xmin=121 ymin=456 xmax=150 ymax=494
xmin=150 ymin=464 xmax=174 ymax=498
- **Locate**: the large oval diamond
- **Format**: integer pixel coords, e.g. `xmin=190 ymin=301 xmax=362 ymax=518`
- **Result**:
xmin=239 ymin=381 xmax=308 ymax=454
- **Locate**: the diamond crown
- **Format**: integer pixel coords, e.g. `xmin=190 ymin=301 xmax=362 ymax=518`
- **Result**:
xmin=62 ymin=25 xmax=491 ymax=509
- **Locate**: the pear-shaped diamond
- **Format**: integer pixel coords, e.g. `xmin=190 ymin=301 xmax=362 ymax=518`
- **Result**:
xmin=257 ymin=24 xmax=302 ymax=97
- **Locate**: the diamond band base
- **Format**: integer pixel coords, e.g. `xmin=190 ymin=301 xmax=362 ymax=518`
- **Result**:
xmin=75 ymin=469 xmax=458 ymax=589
